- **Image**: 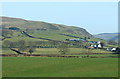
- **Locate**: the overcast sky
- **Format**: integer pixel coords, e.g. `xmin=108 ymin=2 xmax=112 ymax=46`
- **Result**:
xmin=1 ymin=2 xmax=118 ymax=34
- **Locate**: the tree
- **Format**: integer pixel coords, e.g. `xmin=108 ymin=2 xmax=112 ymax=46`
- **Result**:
xmin=3 ymin=40 xmax=11 ymax=48
xmin=18 ymin=40 xmax=27 ymax=53
xmin=74 ymin=40 xmax=83 ymax=48
xmin=84 ymin=37 xmax=87 ymax=40
xmin=9 ymin=27 xmax=20 ymax=30
xmin=18 ymin=46 xmax=27 ymax=53
xmin=88 ymin=37 xmax=90 ymax=39
xmin=27 ymin=46 xmax=36 ymax=55
xmin=82 ymin=49 xmax=92 ymax=58
xmin=10 ymin=42 xmax=18 ymax=48
xmin=49 ymin=41 xmax=58 ymax=48
xmin=57 ymin=43 xmax=69 ymax=55
xmin=83 ymin=42 xmax=90 ymax=48
xmin=100 ymin=42 xmax=105 ymax=48
xmin=116 ymin=47 xmax=120 ymax=54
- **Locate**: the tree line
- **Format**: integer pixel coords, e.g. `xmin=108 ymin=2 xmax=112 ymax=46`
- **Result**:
xmin=2 ymin=40 xmax=91 ymax=55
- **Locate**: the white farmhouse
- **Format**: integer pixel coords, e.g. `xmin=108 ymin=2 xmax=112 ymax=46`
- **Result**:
xmin=111 ymin=48 xmax=116 ymax=52
xmin=98 ymin=44 xmax=102 ymax=48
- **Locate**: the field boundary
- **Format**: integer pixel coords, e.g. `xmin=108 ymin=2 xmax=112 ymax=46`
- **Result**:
xmin=0 ymin=54 xmax=119 ymax=58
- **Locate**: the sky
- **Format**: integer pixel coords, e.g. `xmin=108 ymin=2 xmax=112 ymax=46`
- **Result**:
xmin=1 ymin=2 xmax=118 ymax=34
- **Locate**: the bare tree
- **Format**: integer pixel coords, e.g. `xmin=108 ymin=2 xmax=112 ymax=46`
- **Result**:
xmin=18 ymin=40 xmax=27 ymax=54
xmin=57 ymin=43 xmax=69 ymax=55
xmin=82 ymin=49 xmax=92 ymax=58
xmin=18 ymin=46 xmax=27 ymax=53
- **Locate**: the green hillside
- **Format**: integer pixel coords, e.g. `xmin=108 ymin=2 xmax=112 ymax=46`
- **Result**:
xmin=1 ymin=17 xmax=117 ymax=48
xmin=1 ymin=16 xmax=118 ymax=54
xmin=1 ymin=16 xmax=93 ymax=38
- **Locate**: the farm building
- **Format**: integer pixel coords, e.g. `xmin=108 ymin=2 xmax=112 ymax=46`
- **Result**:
xmin=66 ymin=38 xmax=103 ymax=49
xmin=106 ymin=47 xmax=117 ymax=52
xmin=89 ymin=41 xmax=102 ymax=49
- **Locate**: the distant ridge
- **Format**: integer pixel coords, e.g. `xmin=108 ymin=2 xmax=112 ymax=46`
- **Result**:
xmin=94 ymin=33 xmax=119 ymax=42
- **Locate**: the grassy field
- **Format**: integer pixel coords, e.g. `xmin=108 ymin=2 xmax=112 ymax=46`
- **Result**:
xmin=2 ymin=48 xmax=118 ymax=58
xmin=2 ymin=48 xmax=114 ymax=54
xmin=26 ymin=30 xmax=78 ymax=41
xmin=3 ymin=31 xmax=46 ymax=42
xmin=2 ymin=57 xmax=118 ymax=77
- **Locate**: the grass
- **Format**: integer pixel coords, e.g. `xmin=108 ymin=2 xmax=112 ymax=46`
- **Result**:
xmin=2 ymin=48 xmax=117 ymax=57
xmin=4 ymin=36 xmax=46 ymax=42
xmin=64 ymin=54 xmax=118 ymax=57
xmin=2 ymin=48 xmax=113 ymax=54
xmin=2 ymin=57 xmax=118 ymax=77
xmin=3 ymin=31 xmax=46 ymax=42
xmin=2 ymin=48 xmax=15 ymax=54
xmin=28 ymin=30 xmax=77 ymax=41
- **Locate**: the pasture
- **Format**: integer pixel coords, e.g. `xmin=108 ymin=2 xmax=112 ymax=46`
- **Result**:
xmin=2 ymin=48 xmax=118 ymax=58
xmin=2 ymin=48 xmax=113 ymax=54
xmin=2 ymin=57 xmax=118 ymax=77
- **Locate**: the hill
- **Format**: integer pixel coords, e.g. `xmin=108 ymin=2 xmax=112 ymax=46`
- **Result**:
xmin=94 ymin=33 xmax=118 ymax=42
xmin=1 ymin=16 xmax=93 ymax=37
xmin=1 ymin=16 xmax=112 ymax=48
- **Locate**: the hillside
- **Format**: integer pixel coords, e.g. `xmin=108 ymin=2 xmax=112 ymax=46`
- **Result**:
xmin=94 ymin=33 xmax=118 ymax=42
xmin=1 ymin=17 xmax=93 ymax=37
xmin=1 ymin=16 xmax=112 ymax=48
xmin=1 ymin=17 xmax=118 ymax=55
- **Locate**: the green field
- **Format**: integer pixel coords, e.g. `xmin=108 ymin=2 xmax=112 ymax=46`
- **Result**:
xmin=2 ymin=57 xmax=118 ymax=77
xmin=27 ymin=30 xmax=84 ymax=41
xmin=2 ymin=48 xmax=114 ymax=54
xmin=2 ymin=48 xmax=118 ymax=58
